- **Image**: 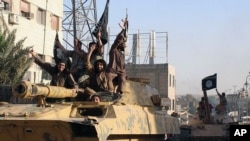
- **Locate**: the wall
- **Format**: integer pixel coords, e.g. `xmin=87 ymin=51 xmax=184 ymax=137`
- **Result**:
xmin=2 ymin=0 xmax=63 ymax=56
xmin=126 ymin=63 xmax=176 ymax=112
xmin=1 ymin=0 xmax=63 ymax=83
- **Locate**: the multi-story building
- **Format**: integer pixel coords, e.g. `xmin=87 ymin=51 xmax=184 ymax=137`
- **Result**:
xmin=0 ymin=0 xmax=63 ymax=83
xmin=126 ymin=63 xmax=176 ymax=113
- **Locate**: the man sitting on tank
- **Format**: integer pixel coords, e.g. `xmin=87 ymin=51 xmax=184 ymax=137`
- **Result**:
xmin=75 ymin=34 xmax=109 ymax=101
xmin=29 ymin=49 xmax=78 ymax=103
xmin=84 ymin=39 xmax=108 ymax=93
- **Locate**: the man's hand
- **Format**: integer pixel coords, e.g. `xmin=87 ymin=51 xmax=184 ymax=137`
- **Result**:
xmin=72 ymin=89 xmax=77 ymax=97
xmin=89 ymin=44 xmax=96 ymax=52
xmin=97 ymin=28 xmax=102 ymax=39
xmin=124 ymin=18 xmax=128 ymax=26
xmin=29 ymin=48 xmax=36 ymax=57
xmin=119 ymin=18 xmax=128 ymax=30
xmin=74 ymin=39 xmax=82 ymax=54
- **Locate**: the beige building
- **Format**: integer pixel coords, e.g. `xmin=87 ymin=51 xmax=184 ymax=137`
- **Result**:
xmin=126 ymin=63 xmax=176 ymax=113
xmin=0 ymin=0 xmax=63 ymax=83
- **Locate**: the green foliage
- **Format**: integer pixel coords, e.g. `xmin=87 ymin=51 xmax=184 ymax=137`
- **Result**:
xmin=0 ymin=29 xmax=33 ymax=86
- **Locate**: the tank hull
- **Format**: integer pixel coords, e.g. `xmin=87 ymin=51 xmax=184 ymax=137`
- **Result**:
xmin=0 ymin=80 xmax=180 ymax=141
xmin=0 ymin=120 xmax=168 ymax=141
xmin=0 ymin=103 xmax=179 ymax=141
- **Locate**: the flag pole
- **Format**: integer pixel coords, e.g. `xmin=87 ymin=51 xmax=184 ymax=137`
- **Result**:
xmin=72 ymin=0 xmax=76 ymax=39
xmin=92 ymin=0 xmax=109 ymax=45
xmin=203 ymin=90 xmax=211 ymax=123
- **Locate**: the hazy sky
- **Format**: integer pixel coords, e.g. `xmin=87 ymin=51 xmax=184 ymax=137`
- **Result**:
xmin=69 ymin=0 xmax=250 ymax=95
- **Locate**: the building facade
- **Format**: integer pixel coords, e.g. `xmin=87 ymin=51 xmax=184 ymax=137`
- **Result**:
xmin=0 ymin=0 xmax=63 ymax=83
xmin=126 ymin=63 xmax=176 ymax=113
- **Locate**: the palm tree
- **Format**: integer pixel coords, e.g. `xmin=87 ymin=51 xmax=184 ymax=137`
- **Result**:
xmin=0 ymin=29 xmax=33 ymax=86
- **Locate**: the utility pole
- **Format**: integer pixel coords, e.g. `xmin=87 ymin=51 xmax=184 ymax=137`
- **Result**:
xmin=233 ymin=85 xmax=237 ymax=94
xmin=245 ymin=72 xmax=250 ymax=95
xmin=203 ymin=90 xmax=211 ymax=123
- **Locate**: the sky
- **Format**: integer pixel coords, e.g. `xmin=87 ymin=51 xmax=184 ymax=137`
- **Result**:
xmin=67 ymin=0 xmax=250 ymax=95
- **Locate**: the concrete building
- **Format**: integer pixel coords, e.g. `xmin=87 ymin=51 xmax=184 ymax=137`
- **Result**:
xmin=0 ymin=0 xmax=63 ymax=83
xmin=126 ymin=63 xmax=176 ymax=112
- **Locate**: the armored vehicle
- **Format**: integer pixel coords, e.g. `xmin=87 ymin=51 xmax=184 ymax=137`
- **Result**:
xmin=179 ymin=90 xmax=235 ymax=141
xmin=0 ymin=79 xmax=180 ymax=141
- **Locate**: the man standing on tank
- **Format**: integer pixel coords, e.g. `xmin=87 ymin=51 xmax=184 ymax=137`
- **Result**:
xmin=106 ymin=18 xmax=128 ymax=94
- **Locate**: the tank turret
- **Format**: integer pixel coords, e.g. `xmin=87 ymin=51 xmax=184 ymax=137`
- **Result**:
xmin=0 ymin=79 xmax=180 ymax=141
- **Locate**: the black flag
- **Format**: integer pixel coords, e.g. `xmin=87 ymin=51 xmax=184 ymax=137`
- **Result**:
xmin=53 ymin=32 xmax=71 ymax=69
xmin=202 ymin=73 xmax=217 ymax=91
xmin=92 ymin=0 xmax=109 ymax=45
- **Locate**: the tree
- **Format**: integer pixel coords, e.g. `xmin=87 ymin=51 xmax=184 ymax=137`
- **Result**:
xmin=0 ymin=29 xmax=33 ymax=86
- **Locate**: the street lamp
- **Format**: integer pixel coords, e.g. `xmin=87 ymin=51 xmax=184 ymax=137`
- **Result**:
xmin=233 ymin=85 xmax=237 ymax=94
xmin=244 ymin=72 xmax=250 ymax=95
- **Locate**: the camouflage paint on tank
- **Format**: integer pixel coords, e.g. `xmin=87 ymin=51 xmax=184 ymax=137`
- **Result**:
xmin=0 ymin=79 xmax=180 ymax=141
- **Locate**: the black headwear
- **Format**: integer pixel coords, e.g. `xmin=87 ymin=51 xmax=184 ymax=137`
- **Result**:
xmin=56 ymin=59 xmax=70 ymax=73
xmin=58 ymin=59 xmax=67 ymax=65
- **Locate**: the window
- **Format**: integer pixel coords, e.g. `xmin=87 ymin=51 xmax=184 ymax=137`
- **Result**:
xmin=1 ymin=0 xmax=10 ymax=10
xmin=20 ymin=1 xmax=29 ymax=15
xmin=20 ymin=1 xmax=34 ymax=20
xmin=172 ymin=99 xmax=175 ymax=110
xmin=37 ymin=8 xmax=45 ymax=25
xmin=173 ymin=75 xmax=175 ymax=87
xmin=169 ymin=74 xmax=172 ymax=87
xmin=51 ymin=14 xmax=59 ymax=30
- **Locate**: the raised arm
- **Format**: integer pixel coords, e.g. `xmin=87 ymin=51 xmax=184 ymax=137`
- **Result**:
xmin=85 ymin=44 xmax=95 ymax=73
xmin=29 ymin=49 xmax=53 ymax=74
xmin=96 ymin=28 xmax=103 ymax=55
xmin=74 ymin=38 xmax=86 ymax=59
xmin=110 ymin=29 xmax=126 ymax=52
xmin=110 ymin=20 xmax=128 ymax=52
xmin=216 ymin=88 xmax=221 ymax=96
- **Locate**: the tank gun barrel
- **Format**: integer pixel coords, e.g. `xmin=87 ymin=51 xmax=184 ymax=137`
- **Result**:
xmin=13 ymin=81 xmax=76 ymax=99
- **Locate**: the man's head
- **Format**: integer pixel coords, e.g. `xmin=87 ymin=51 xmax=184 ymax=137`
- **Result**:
xmin=57 ymin=60 xmax=67 ymax=72
xmin=94 ymin=59 xmax=106 ymax=73
xmin=201 ymin=97 xmax=205 ymax=101
xmin=222 ymin=92 xmax=225 ymax=96
xmin=90 ymin=95 xmax=101 ymax=102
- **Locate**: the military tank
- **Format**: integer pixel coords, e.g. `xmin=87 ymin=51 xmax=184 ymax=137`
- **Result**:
xmin=179 ymin=90 xmax=235 ymax=141
xmin=0 ymin=79 xmax=180 ymax=141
